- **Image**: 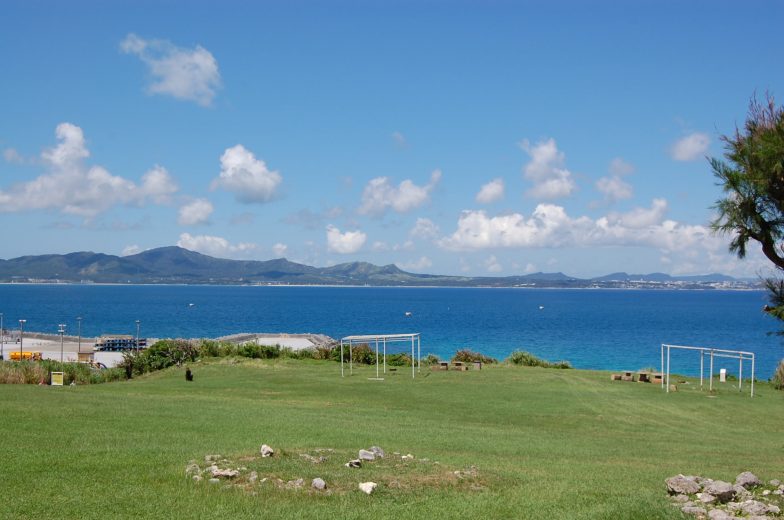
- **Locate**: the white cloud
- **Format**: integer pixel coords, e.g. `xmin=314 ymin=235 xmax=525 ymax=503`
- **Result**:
xmin=476 ymin=178 xmax=505 ymax=204
xmin=358 ymin=170 xmax=441 ymax=216
xmin=670 ymin=132 xmax=710 ymax=161
xmin=397 ymin=256 xmax=433 ymax=272
xmin=0 ymin=123 xmax=178 ymax=217
xmin=608 ymin=157 xmax=635 ymax=176
xmin=372 ymin=241 xmax=389 ymax=252
xmin=326 ymin=225 xmax=366 ymax=254
xmin=409 ymin=217 xmax=440 ymax=240
xmin=595 ymin=175 xmax=633 ymax=202
xmin=485 ymin=255 xmax=503 ymax=273
xmin=212 ymin=144 xmax=282 ymax=203
xmin=439 ymin=198 xmax=717 ymax=256
xmin=272 ymin=243 xmax=288 ymax=257
xmin=178 ymin=198 xmax=213 ymax=225
xmin=177 ymin=232 xmax=258 ymax=259
xmin=391 ymin=131 xmax=407 ymax=147
xmin=3 ymin=148 xmax=24 ymax=163
xmin=120 ymin=33 xmax=221 ymax=107
xmin=520 ymin=138 xmax=575 ymax=199
xmin=121 ymin=244 xmax=142 ymax=256
xmin=523 ymin=262 xmax=537 ymax=273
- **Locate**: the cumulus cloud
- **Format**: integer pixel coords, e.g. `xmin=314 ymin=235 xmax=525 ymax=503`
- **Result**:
xmin=178 ymin=198 xmax=213 ymax=225
xmin=520 ymin=138 xmax=575 ymax=199
xmin=595 ymin=157 xmax=635 ymax=204
xmin=358 ymin=170 xmax=441 ymax=216
xmin=476 ymin=178 xmax=505 ymax=204
xmin=439 ymin=198 xmax=717 ymax=256
xmin=121 ymin=244 xmax=142 ymax=256
xmin=0 ymin=123 xmax=178 ymax=217
xmin=272 ymin=243 xmax=288 ymax=257
xmin=397 ymin=256 xmax=433 ymax=272
xmin=212 ymin=144 xmax=282 ymax=203
xmin=3 ymin=148 xmax=24 ymax=163
xmin=609 ymin=157 xmax=635 ymax=176
xmin=485 ymin=255 xmax=503 ymax=273
xmin=595 ymin=175 xmax=633 ymax=202
xmin=120 ymin=33 xmax=221 ymax=106
xmin=326 ymin=225 xmax=366 ymax=254
xmin=670 ymin=132 xmax=710 ymax=161
xmin=391 ymin=131 xmax=407 ymax=147
xmin=409 ymin=217 xmax=440 ymax=240
xmin=177 ymin=232 xmax=258 ymax=259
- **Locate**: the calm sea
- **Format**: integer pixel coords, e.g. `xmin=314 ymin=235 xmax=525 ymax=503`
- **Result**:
xmin=0 ymin=285 xmax=781 ymax=377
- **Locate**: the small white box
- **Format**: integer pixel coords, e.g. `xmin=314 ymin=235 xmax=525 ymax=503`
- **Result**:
xmin=719 ymin=368 xmax=727 ymax=382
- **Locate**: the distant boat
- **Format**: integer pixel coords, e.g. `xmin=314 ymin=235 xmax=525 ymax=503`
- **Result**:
xmin=188 ymin=303 xmax=195 ymax=307
xmin=404 ymin=311 xmax=412 ymax=317
xmin=539 ymin=305 xmax=544 ymax=310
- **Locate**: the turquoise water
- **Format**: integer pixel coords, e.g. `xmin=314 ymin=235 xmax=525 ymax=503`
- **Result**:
xmin=0 ymin=285 xmax=781 ymax=377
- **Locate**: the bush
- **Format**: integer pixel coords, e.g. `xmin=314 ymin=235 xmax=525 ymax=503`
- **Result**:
xmin=351 ymin=344 xmax=377 ymax=365
xmin=507 ymin=350 xmax=571 ymax=369
xmin=423 ymin=354 xmax=440 ymax=366
xmin=773 ymin=359 xmax=784 ymax=390
xmin=452 ymin=349 xmax=498 ymax=365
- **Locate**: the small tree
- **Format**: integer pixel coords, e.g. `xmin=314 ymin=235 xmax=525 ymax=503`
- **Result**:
xmin=711 ymin=94 xmax=784 ymax=319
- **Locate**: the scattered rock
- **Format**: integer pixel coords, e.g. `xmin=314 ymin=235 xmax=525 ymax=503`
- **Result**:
xmin=345 ymin=459 xmax=362 ymax=468
xmin=260 ymin=444 xmax=274 ymax=458
xmin=286 ymin=478 xmax=304 ymax=489
xmin=697 ymin=493 xmax=716 ymax=504
xmin=185 ymin=463 xmax=200 ymax=477
xmin=211 ymin=468 xmax=239 ymax=478
xmin=739 ymin=499 xmax=773 ymax=516
xmin=707 ymin=509 xmax=735 ymax=520
xmin=762 ymin=490 xmax=771 ymax=496
xmin=312 ymin=478 xmax=326 ymax=490
xmin=682 ymin=504 xmax=707 ymax=516
xmin=667 ymin=475 xmax=701 ymax=495
xmin=208 ymin=478 xmax=220 ymax=484
xmin=673 ymin=494 xmax=690 ymax=503
xmin=192 ymin=475 xmax=202 ymax=482
xmin=300 ymin=454 xmax=326 ymax=464
xmin=773 ymin=489 xmax=783 ymax=495
xmin=249 ymin=471 xmax=258 ymax=484
xmin=704 ymin=481 xmax=735 ymax=503
xmin=735 ymin=471 xmax=762 ymax=489
xmin=401 ymin=454 xmax=414 ymax=461
xmin=369 ymin=446 xmax=385 ymax=458
xmin=358 ymin=449 xmax=375 ymax=461
xmin=359 ymin=482 xmax=377 ymax=495
xmin=770 ymin=479 xmax=781 ymax=486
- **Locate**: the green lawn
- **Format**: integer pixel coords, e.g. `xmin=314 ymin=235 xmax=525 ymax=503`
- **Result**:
xmin=0 ymin=359 xmax=781 ymax=519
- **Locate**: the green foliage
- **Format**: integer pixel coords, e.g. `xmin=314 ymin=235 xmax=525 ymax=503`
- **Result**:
xmin=0 ymin=360 xmax=125 ymax=385
xmin=710 ymin=94 xmax=784 ymax=321
xmin=773 ymin=359 xmax=784 ymax=390
xmin=423 ymin=353 xmax=440 ymax=365
xmin=506 ymin=350 xmax=572 ymax=369
xmin=451 ymin=349 xmax=498 ymax=364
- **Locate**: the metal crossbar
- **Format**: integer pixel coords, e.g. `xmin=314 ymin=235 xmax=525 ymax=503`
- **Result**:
xmin=660 ymin=343 xmax=755 ymax=397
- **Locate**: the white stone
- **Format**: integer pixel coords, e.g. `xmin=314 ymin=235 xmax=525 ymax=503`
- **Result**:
xmin=312 ymin=478 xmax=326 ymax=490
xmin=369 ymin=446 xmax=385 ymax=458
xmin=345 ymin=459 xmax=361 ymax=468
xmin=359 ymin=482 xmax=377 ymax=495
xmin=260 ymin=444 xmax=274 ymax=457
xmin=208 ymin=478 xmax=220 ymax=484
xmin=358 ymin=449 xmax=375 ymax=461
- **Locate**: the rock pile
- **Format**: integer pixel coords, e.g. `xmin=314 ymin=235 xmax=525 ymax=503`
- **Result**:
xmin=666 ymin=472 xmax=783 ymax=519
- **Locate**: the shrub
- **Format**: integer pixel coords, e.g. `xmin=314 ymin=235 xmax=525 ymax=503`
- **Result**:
xmin=452 ymin=349 xmax=498 ymax=365
xmin=773 ymin=359 xmax=784 ymax=390
xmin=423 ymin=354 xmax=440 ymax=366
xmin=507 ymin=350 xmax=571 ymax=369
xmin=351 ymin=344 xmax=376 ymax=365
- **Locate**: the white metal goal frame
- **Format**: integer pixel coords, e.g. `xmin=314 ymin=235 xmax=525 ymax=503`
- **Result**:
xmin=340 ymin=333 xmax=421 ymax=379
xmin=660 ymin=343 xmax=756 ymax=397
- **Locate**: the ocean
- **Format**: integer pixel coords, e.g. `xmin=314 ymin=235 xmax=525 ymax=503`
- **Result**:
xmin=0 ymin=284 xmax=781 ymax=378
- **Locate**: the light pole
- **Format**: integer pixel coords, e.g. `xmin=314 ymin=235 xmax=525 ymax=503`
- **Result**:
xmin=58 ymin=324 xmax=66 ymax=364
xmin=76 ymin=317 xmax=82 ymax=356
xmin=19 ymin=319 xmax=26 ymax=360
xmin=135 ymin=320 xmax=140 ymax=353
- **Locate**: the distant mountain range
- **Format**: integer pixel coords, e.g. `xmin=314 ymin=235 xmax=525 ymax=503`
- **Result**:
xmin=0 ymin=246 xmax=758 ymax=288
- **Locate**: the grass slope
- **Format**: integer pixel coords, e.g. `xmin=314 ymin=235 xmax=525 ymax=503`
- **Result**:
xmin=0 ymin=360 xmax=781 ymax=519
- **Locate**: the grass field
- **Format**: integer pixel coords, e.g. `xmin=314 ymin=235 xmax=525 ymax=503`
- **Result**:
xmin=0 ymin=359 xmax=782 ymax=519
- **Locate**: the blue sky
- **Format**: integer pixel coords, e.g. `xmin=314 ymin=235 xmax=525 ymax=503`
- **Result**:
xmin=1 ymin=0 xmax=782 ymax=278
